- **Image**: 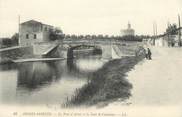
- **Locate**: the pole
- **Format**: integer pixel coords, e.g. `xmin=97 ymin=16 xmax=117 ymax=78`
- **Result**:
xmin=167 ymin=21 xmax=170 ymax=47
xmin=153 ymin=22 xmax=155 ymax=36
xmin=178 ymin=14 xmax=181 ymax=46
xmin=153 ymin=22 xmax=156 ymax=45
xmin=18 ymin=15 xmax=20 ymax=45
xmin=155 ymin=22 xmax=158 ymax=36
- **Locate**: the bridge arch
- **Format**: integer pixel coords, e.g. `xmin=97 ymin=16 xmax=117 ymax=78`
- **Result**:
xmin=67 ymin=45 xmax=102 ymax=59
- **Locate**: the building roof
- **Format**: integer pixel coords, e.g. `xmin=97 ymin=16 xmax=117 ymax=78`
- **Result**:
xmin=21 ymin=20 xmax=42 ymax=25
xmin=21 ymin=20 xmax=53 ymax=27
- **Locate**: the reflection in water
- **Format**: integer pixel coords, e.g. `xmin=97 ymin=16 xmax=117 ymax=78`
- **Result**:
xmin=0 ymin=63 xmax=17 ymax=71
xmin=67 ymin=56 xmax=105 ymax=77
xmin=17 ymin=62 xmax=62 ymax=91
xmin=75 ymin=56 xmax=104 ymax=72
xmin=0 ymin=55 xmax=106 ymax=105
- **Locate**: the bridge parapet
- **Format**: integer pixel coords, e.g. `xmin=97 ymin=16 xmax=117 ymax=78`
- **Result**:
xmin=33 ymin=41 xmax=60 ymax=55
xmin=32 ymin=40 xmax=142 ymax=59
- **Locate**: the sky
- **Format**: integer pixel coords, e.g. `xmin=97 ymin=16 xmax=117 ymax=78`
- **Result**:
xmin=0 ymin=0 xmax=181 ymax=37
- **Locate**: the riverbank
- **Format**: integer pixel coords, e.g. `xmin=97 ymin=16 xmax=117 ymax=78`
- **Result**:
xmin=0 ymin=46 xmax=33 ymax=64
xmin=66 ymin=55 xmax=144 ymax=107
xmin=0 ymin=57 xmax=13 ymax=64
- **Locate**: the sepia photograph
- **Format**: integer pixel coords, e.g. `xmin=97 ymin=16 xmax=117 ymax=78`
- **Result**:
xmin=0 ymin=0 xmax=182 ymax=116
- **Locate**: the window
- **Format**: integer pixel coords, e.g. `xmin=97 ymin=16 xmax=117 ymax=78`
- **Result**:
xmin=45 ymin=27 xmax=47 ymax=31
xmin=26 ymin=34 xmax=29 ymax=39
xmin=34 ymin=34 xmax=37 ymax=39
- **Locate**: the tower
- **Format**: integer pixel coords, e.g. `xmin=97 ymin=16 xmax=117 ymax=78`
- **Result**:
xmin=128 ymin=21 xmax=131 ymax=29
xmin=120 ymin=21 xmax=135 ymax=36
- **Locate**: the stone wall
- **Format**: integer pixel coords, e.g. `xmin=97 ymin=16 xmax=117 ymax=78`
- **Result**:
xmin=19 ymin=20 xmax=53 ymax=46
xmin=0 ymin=46 xmax=33 ymax=64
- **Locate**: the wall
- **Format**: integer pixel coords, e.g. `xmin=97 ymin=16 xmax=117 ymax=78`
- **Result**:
xmin=155 ymin=38 xmax=164 ymax=47
xmin=19 ymin=23 xmax=43 ymax=46
xmin=33 ymin=42 xmax=54 ymax=55
xmin=0 ymin=46 xmax=33 ymax=63
xmin=42 ymin=25 xmax=53 ymax=42
xmin=101 ymin=45 xmax=112 ymax=59
xmin=19 ymin=22 xmax=53 ymax=46
xmin=121 ymin=29 xmax=135 ymax=36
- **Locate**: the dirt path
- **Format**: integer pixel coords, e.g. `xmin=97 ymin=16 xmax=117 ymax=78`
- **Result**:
xmin=102 ymin=47 xmax=182 ymax=117
xmin=128 ymin=47 xmax=182 ymax=106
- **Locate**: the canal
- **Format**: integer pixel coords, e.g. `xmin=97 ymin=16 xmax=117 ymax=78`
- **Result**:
xmin=0 ymin=55 xmax=107 ymax=106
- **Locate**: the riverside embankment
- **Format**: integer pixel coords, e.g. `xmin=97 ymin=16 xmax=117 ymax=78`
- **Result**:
xmin=67 ymin=54 xmax=145 ymax=107
xmin=0 ymin=46 xmax=33 ymax=64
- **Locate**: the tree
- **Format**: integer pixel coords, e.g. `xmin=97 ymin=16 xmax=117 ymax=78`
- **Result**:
xmin=104 ymin=35 xmax=109 ymax=39
xmin=166 ymin=24 xmax=178 ymax=35
xmin=98 ymin=34 xmax=104 ymax=39
xmin=2 ymin=38 xmax=12 ymax=47
xmin=11 ymin=33 xmax=19 ymax=45
xmin=49 ymin=28 xmax=64 ymax=41
xmin=70 ymin=34 xmax=77 ymax=39
xmin=65 ymin=34 xmax=71 ymax=39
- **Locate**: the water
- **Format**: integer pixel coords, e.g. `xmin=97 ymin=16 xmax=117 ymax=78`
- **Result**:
xmin=0 ymin=55 xmax=106 ymax=106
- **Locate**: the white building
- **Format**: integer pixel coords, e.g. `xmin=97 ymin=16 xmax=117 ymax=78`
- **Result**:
xmin=155 ymin=37 xmax=168 ymax=47
xmin=120 ymin=22 xmax=135 ymax=36
xmin=19 ymin=20 xmax=55 ymax=46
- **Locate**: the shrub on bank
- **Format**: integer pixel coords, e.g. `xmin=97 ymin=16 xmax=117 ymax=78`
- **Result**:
xmin=67 ymin=55 xmax=144 ymax=107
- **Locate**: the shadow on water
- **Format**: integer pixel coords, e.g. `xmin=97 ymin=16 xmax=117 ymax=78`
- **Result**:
xmin=0 ymin=63 xmax=17 ymax=71
xmin=17 ymin=62 xmax=63 ymax=91
xmin=16 ymin=57 xmax=99 ymax=91
xmin=0 ymin=56 xmax=138 ymax=107
xmin=66 ymin=56 xmax=104 ymax=78
xmin=0 ymin=55 xmax=107 ymax=105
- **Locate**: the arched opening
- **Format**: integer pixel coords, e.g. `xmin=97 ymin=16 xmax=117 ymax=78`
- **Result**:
xmin=67 ymin=45 xmax=102 ymax=59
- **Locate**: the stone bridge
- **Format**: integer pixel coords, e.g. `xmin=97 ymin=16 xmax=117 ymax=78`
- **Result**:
xmin=33 ymin=40 xmax=118 ymax=59
xmin=33 ymin=40 xmax=142 ymax=59
xmin=0 ymin=40 xmax=142 ymax=63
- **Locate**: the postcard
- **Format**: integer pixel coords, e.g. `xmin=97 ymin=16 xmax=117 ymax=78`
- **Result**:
xmin=0 ymin=0 xmax=182 ymax=117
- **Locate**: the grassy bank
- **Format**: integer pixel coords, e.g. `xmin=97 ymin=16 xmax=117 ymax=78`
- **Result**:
xmin=0 ymin=46 xmax=34 ymax=64
xmin=0 ymin=57 xmax=13 ymax=64
xmin=66 ymin=55 xmax=144 ymax=107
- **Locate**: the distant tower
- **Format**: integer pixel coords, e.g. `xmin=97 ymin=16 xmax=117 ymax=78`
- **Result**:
xmin=128 ymin=21 xmax=131 ymax=29
xmin=120 ymin=22 xmax=135 ymax=36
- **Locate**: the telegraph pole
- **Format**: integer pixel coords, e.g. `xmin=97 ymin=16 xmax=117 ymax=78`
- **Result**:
xmin=153 ymin=22 xmax=157 ymax=45
xmin=153 ymin=22 xmax=156 ymax=36
xmin=153 ymin=21 xmax=158 ymax=36
xmin=155 ymin=22 xmax=158 ymax=36
xmin=178 ymin=14 xmax=181 ymax=46
xmin=167 ymin=21 xmax=170 ymax=47
xmin=18 ymin=15 xmax=21 ymax=45
xmin=152 ymin=22 xmax=155 ymax=45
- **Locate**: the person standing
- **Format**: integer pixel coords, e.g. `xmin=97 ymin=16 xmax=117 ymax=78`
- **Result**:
xmin=147 ymin=48 xmax=152 ymax=60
